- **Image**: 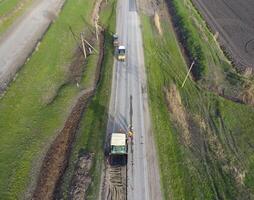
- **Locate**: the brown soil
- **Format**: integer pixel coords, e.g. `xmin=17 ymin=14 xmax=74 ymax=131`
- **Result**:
xmin=32 ymin=28 xmax=105 ymax=200
xmin=69 ymin=153 xmax=94 ymax=200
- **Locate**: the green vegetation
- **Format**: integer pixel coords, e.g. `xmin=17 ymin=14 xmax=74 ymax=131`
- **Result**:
xmin=0 ymin=0 xmax=99 ymax=199
xmin=0 ymin=0 xmax=21 ymax=16
xmin=57 ymin=0 xmax=116 ymax=199
xmin=141 ymin=8 xmax=254 ymax=200
xmin=168 ymin=0 xmax=250 ymax=100
xmin=0 ymin=0 xmax=33 ymax=35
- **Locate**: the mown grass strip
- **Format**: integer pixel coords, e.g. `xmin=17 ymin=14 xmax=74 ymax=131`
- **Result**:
xmin=0 ymin=0 xmax=98 ymax=199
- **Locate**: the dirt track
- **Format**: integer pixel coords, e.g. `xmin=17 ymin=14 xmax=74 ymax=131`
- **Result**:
xmin=192 ymin=0 xmax=254 ymax=70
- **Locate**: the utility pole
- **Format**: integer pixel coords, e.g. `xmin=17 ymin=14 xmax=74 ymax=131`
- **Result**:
xmin=95 ymin=21 xmax=99 ymax=41
xmin=80 ymin=33 xmax=86 ymax=58
xmin=181 ymin=61 xmax=195 ymax=88
xmin=84 ymin=39 xmax=98 ymax=53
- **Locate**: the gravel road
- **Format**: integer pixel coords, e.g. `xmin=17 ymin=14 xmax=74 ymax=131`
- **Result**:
xmin=0 ymin=0 xmax=65 ymax=92
xmin=105 ymin=0 xmax=162 ymax=199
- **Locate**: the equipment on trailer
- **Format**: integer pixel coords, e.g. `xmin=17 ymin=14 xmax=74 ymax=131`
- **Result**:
xmin=117 ymin=45 xmax=126 ymax=61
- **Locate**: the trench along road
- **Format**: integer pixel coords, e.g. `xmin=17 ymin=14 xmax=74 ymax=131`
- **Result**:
xmin=102 ymin=0 xmax=162 ymax=199
xmin=0 ymin=0 xmax=64 ymax=92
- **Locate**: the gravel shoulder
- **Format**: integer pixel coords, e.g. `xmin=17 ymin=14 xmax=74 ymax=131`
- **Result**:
xmin=0 ymin=0 xmax=65 ymax=92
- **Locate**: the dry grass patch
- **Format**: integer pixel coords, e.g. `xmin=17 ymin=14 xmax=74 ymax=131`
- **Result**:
xmin=242 ymin=83 xmax=254 ymax=105
xmin=154 ymin=12 xmax=162 ymax=35
xmin=164 ymin=84 xmax=191 ymax=146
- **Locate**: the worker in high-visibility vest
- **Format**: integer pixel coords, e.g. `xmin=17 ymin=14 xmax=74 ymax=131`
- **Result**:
xmin=128 ymin=130 xmax=133 ymax=138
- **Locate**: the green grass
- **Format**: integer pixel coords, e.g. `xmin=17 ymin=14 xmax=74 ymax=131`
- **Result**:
xmin=0 ymin=0 xmax=98 ymax=199
xmin=168 ymin=0 xmax=250 ymax=99
xmin=0 ymin=0 xmax=21 ymax=16
xmin=57 ymin=0 xmax=116 ymax=199
xmin=141 ymin=11 xmax=254 ymax=199
xmin=0 ymin=0 xmax=34 ymax=35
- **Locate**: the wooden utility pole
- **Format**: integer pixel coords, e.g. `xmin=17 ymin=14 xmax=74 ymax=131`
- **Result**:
xmin=95 ymin=21 xmax=99 ymax=41
xmin=80 ymin=33 xmax=86 ymax=58
xmin=181 ymin=61 xmax=195 ymax=88
xmin=84 ymin=39 xmax=98 ymax=53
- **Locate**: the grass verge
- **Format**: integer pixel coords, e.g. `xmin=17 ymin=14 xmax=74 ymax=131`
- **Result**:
xmin=0 ymin=0 xmax=98 ymax=199
xmin=141 ymin=5 xmax=254 ymax=199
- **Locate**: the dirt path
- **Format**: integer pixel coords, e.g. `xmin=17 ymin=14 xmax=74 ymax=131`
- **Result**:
xmin=101 ymin=0 xmax=162 ymax=199
xmin=0 ymin=0 xmax=65 ymax=93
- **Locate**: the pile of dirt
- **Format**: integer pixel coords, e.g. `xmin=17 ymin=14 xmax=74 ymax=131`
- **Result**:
xmin=69 ymin=153 xmax=94 ymax=200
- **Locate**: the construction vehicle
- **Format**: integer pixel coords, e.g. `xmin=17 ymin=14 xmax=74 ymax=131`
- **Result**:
xmin=117 ymin=45 xmax=126 ymax=61
xmin=113 ymin=33 xmax=119 ymax=47
xmin=109 ymin=96 xmax=134 ymax=165
xmin=109 ymin=132 xmax=128 ymax=164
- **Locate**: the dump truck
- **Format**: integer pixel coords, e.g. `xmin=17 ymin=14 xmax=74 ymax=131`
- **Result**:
xmin=109 ymin=132 xmax=128 ymax=165
xmin=117 ymin=45 xmax=126 ymax=61
xmin=113 ymin=33 xmax=119 ymax=47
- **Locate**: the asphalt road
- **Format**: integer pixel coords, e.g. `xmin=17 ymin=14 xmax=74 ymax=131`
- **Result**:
xmin=106 ymin=0 xmax=162 ymax=199
xmin=0 ymin=0 xmax=64 ymax=92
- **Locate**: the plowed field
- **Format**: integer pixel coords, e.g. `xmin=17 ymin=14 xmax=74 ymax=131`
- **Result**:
xmin=192 ymin=0 xmax=254 ymax=70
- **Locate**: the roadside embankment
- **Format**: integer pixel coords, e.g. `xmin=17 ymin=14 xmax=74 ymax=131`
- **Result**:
xmin=140 ymin=0 xmax=254 ymax=199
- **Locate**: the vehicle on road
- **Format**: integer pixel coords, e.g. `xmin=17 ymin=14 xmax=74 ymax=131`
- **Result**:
xmin=113 ymin=33 xmax=119 ymax=47
xmin=109 ymin=132 xmax=128 ymax=165
xmin=117 ymin=45 xmax=126 ymax=61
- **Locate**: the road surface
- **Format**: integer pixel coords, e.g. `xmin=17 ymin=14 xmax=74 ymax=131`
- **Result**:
xmin=104 ymin=0 xmax=162 ymax=199
xmin=0 ymin=0 xmax=65 ymax=92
